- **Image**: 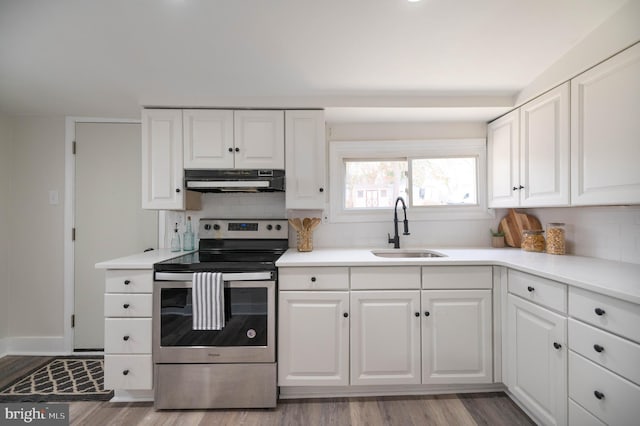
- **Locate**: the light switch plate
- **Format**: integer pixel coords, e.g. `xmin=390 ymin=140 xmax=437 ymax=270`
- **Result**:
xmin=49 ymin=190 xmax=59 ymax=205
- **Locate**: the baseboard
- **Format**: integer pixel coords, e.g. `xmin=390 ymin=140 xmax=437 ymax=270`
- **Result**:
xmin=0 ymin=337 xmax=7 ymax=358
xmin=279 ymin=383 xmax=505 ymax=399
xmin=3 ymin=336 xmax=69 ymax=355
xmin=111 ymin=389 xmax=154 ymax=402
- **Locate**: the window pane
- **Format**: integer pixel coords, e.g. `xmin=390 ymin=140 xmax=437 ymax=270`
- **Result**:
xmin=411 ymin=157 xmax=477 ymax=206
xmin=344 ymin=160 xmax=408 ymax=209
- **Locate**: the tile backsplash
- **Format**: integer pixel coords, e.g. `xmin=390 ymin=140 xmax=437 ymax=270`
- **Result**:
xmin=162 ymin=193 xmax=640 ymax=265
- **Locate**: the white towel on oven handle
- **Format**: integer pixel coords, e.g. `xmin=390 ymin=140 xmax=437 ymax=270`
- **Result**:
xmin=192 ymin=272 xmax=225 ymax=330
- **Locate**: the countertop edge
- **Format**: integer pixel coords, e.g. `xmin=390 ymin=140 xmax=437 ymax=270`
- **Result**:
xmin=276 ymin=248 xmax=640 ymax=305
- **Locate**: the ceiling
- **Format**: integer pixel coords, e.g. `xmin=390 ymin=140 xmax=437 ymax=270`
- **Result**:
xmin=0 ymin=0 xmax=629 ymax=122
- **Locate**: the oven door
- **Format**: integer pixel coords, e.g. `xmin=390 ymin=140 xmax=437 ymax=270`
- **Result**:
xmin=153 ymin=276 xmax=275 ymax=364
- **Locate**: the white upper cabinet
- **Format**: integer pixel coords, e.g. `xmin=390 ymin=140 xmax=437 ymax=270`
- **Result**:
xmin=488 ymin=109 xmax=520 ymax=208
xmin=285 ymin=110 xmax=326 ymax=209
xmin=571 ymin=42 xmax=640 ymax=205
xmin=141 ymin=109 xmax=184 ymax=210
xmin=234 ymin=110 xmax=285 ymax=169
xmin=520 ymin=82 xmax=570 ymax=207
xmin=183 ymin=110 xmax=234 ymax=169
xmin=488 ymin=83 xmax=570 ymax=208
xmin=183 ymin=109 xmax=285 ymax=170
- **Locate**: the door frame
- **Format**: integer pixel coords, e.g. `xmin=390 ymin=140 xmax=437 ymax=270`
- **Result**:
xmin=63 ymin=116 xmax=144 ymax=353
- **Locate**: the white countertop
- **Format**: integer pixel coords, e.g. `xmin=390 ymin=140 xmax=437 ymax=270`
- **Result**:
xmin=95 ymin=249 xmax=194 ymax=269
xmin=276 ymin=247 xmax=640 ymax=304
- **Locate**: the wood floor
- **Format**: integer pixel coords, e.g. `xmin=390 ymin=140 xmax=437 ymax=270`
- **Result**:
xmin=1 ymin=356 xmax=535 ymax=426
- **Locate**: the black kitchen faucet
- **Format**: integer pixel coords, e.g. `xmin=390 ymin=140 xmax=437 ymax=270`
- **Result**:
xmin=388 ymin=196 xmax=410 ymax=249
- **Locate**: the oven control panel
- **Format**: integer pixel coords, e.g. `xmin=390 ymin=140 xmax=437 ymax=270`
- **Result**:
xmin=199 ymin=219 xmax=289 ymax=239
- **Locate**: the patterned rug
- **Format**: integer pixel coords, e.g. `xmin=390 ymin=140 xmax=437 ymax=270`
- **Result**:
xmin=0 ymin=357 xmax=114 ymax=402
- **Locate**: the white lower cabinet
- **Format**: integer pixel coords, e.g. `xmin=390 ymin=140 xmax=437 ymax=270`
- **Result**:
xmin=103 ymin=269 xmax=153 ymax=392
xmin=278 ymin=291 xmax=349 ymax=386
xmin=421 ymin=290 xmax=492 ymax=384
xmin=350 ymin=290 xmax=422 ymax=385
xmin=507 ymin=294 xmax=567 ymax=426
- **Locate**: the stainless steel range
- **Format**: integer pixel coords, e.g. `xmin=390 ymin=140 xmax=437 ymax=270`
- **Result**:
xmin=153 ymin=218 xmax=288 ymax=410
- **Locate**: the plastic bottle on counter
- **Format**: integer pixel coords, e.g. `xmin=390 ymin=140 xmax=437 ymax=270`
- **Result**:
xmin=183 ymin=216 xmax=194 ymax=251
xmin=170 ymin=222 xmax=181 ymax=252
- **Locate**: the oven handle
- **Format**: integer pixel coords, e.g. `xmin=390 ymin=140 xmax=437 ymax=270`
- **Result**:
xmin=154 ymin=271 xmax=273 ymax=282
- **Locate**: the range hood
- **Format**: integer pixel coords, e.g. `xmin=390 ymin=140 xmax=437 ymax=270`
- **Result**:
xmin=185 ymin=169 xmax=285 ymax=193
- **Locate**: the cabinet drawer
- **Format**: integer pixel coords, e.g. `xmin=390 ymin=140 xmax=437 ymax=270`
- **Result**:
xmin=351 ymin=266 xmax=420 ymax=290
xmin=569 ymin=399 xmax=605 ymax=426
xmin=104 ymin=294 xmax=152 ymax=317
xmin=104 ymin=354 xmax=152 ymax=390
xmin=508 ymin=270 xmax=566 ymax=313
xmin=569 ymin=319 xmax=640 ymax=386
xmin=569 ymin=351 xmax=640 ymax=426
xmin=569 ymin=287 xmax=640 ymax=344
xmin=422 ymin=266 xmax=492 ymax=289
xmin=105 ymin=318 xmax=152 ymax=354
xmin=105 ymin=269 xmax=153 ymax=293
xmin=279 ymin=267 xmax=349 ymax=290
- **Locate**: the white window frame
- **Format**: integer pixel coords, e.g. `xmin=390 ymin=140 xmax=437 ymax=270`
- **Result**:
xmin=329 ymin=138 xmax=493 ymax=223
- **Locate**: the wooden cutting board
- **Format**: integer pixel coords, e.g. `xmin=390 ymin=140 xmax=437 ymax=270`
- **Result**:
xmin=498 ymin=209 xmax=542 ymax=248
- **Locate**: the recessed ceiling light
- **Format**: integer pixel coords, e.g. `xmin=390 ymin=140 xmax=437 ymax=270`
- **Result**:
xmin=407 ymin=0 xmax=422 ymax=2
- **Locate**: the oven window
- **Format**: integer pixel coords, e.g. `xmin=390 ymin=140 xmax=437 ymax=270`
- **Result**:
xmin=160 ymin=287 xmax=268 ymax=347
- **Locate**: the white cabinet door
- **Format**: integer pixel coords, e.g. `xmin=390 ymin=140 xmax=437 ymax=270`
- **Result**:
xmin=571 ymin=43 xmax=640 ymax=205
xmin=234 ymin=110 xmax=284 ymax=169
xmin=508 ymin=294 xmax=567 ymax=426
xmin=488 ymin=109 xmax=520 ymax=208
xmin=141 ymin=109 xmax=184 ymax=210
xmin=520 ymin=82 xmax=570 ymax=207
xmin=183 ymin=109 xmax=234 ymax=169
xmin=421 ymin=290 xmax=492 ymax=384
xmin=285 ymin=110 xmax=326 ymax=209
xmin=278 ymin=291 xmax=349 ymax=386
xmin=350 ymin=291 xmax=421 ymax=385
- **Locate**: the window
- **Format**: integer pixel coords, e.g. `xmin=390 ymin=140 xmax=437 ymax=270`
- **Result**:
xmin=329 ymin=139 xmax=491 ymax=222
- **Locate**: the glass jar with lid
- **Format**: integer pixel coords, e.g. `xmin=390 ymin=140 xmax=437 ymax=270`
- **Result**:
xmin=521 ymin=229 xmax=545 ymax=252
xmin=546 ymin=223 xmax=566 ymax=255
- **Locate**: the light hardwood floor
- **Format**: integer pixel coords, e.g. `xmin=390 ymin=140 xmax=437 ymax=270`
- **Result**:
xmin=1 ymin=356 xmax=534 ymax=426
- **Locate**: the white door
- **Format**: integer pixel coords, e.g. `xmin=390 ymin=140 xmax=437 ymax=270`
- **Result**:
xmin=75 ymin=122 xmax=158 ymax=349
xmin=487 ymin=109 xmax=520 ymax=207
xmin=285 ymin=110 xmax=326 ymax=209
xmin=350 ymin=290 xmax=421 ymax=385
xmin=233 ymin=110 xmax=284 ymax=169
xmin=278 ymin=291 xmax=349 ymax=386
xmin=520 ymin=82 xmax=570 ymax=207
xmin=421 ymin=290 xmax=493 ymax=384
xmin=183 ymin=109 xmax=234 ymax=169
xmin=507 ymin=294 xmax=567 ymax=426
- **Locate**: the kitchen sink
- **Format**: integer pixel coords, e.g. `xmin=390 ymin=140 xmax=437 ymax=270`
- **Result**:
xmin=371 ymin=249 xmax=447 ymax=258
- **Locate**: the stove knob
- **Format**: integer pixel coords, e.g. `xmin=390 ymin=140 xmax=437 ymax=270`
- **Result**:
xmin=266 ymin=224 xmax=273 ymax=230
xmin=275 ymin=224 xmax=282 ymax=230
xmin=204 ymin=224 xmax=211 ymax=231
xmin=213 ymin=224 xmax=221 ymax=231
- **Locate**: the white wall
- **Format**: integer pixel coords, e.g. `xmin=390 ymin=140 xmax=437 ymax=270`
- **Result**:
xmin=7 ymin=117 xmax=66 ymax=340
xmin=516 ymin=0 xmax=640 ymax=105
xmin=315 ymin=122 xmax=494 ymax=248
xmin=0 ymin=114 xmax=12 ymax=350
xmin=492 ymin=206 xmax=640 ymax=265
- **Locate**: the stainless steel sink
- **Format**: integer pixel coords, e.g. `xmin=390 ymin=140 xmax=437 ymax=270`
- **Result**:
xmin=371 ymin=249 xmax=447 ymax=258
